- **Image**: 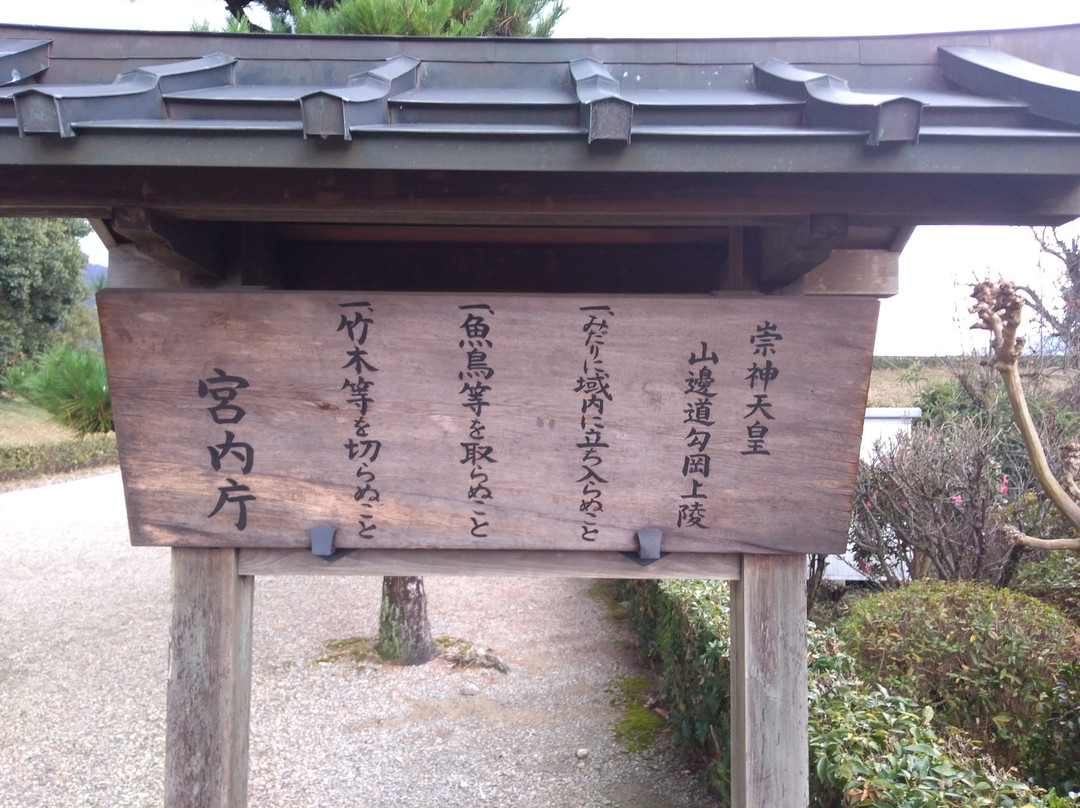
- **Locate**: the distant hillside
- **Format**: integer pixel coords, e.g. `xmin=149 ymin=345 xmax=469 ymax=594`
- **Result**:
xmin=83 ymin=262 xmax=106 ymax=286
xmin=82 ymin=263 xmax=106 ymax=302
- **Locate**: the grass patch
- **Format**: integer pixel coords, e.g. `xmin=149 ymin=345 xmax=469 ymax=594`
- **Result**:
xmin=317 ymin=636 xmax=379 ymax=665
xmin=607 ymin=673 xmax=664 ymax=752
xmin=0 ymin=394 xmax=76 ymax=446
xmin=585 ymin=579 xmax=629 ymax=622
xmin=866 ymin=363 xmax=954 ymax=407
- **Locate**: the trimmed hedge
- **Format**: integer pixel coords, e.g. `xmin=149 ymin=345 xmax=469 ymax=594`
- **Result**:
xmin=617 ymin=579 xmax=1076 ymax=807
xmin=1015 ymin=551 xmax=1080 ymax=627
xmin=837 ymin=580 xmax=1080 ymax=775
xmin=0 ymin=432 xmax=118 ymax=483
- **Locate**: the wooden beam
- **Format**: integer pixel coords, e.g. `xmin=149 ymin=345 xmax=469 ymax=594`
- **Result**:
xmin=716 ymin=225 xmax=747 ymax=291
xmin=730 ymin=554 xmax=809 ymax=808
xmin=165 ymin=548 xmax=253 ymax=808
xmin=275 ymin=223 xmax=727 ymax=245
xmin=3 ymin=166 xmax=1080 ymax=227
xmin=238 ymin=548 xmax=741 ymax=579
xmin=799 ymin=249 xmax=899 ymax=297
xmin=237 ymin=222 xmax=280 ymax=288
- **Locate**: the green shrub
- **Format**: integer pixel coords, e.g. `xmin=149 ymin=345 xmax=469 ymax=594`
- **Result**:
xmin=806 ymin=630 xmax=1056 ymax=808
xmin=617 ymin=579 xmax=1074 ymax=807
xmin=1014 ymin=551 xmax=1080 ymax=627
xmin=837 ymin=580 xmax=1080 ymax=774
xmin=1 ymin=344 xmax=111 ymax=435
xmin=0 ymin=432 xmax=117 ymax=483
xmin=1022 ymin=659 xmax=1080 ymax=795
xmin=616 ymin=579 xmax=733 ymax=794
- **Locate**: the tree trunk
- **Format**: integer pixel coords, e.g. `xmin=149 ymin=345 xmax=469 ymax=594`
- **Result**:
xmin=805 ymin=553 xmax=827 ymax=616
xmin=376 ymin=575 xmax=435 ymax=665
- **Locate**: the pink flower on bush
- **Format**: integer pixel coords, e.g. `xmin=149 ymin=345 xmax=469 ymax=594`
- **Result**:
xmin=950 ymin=495 xmax=964 ymax=505
xmin=999 ymin=474 xmax=1009 ymax=495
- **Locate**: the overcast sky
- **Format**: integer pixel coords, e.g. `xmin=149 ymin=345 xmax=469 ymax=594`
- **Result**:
xmin=5 ymin=0 xmax=1080 ymax=355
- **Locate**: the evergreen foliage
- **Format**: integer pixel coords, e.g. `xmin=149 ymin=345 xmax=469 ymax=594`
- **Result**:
xmin=617 ymin=579 xmax=1076 ymax=807
xmin=2 ymin=345 xmax=112 ymax=436
xmin=1014 ymin=550 xmax=1080 ymax=626
xmin=836 ymin=580 xmax=1080 ymax=776
xmin=0 ymin=218 xmax=90 ymax=372
xmin=223 ymin=0 xmax=565 ymax=37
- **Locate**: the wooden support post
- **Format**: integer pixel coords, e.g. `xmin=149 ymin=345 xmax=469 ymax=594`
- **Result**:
xmin=730 ymin=554 xmax=809 ymax=808
xmin=165 ymin=548 xmax=254 ymax=808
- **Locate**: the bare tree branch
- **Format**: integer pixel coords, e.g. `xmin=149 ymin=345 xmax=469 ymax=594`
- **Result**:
xmin=970 ymin=280 xmax=1080 ymax=531
xmin=999 ymin=522 xmax=1080 ymax=551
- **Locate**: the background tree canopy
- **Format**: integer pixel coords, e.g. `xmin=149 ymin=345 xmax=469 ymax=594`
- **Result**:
xmin=220 ymin=0 xmax=566 ymax=36
xmin=0 ymin=218 xmax=90 ymax=371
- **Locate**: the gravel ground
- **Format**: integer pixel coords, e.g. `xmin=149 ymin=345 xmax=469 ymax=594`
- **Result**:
xmin=0 ymin=471 xmax=722 ymax=808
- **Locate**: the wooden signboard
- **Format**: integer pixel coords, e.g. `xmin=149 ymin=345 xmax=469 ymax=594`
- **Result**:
xmin=98 ymin=291 xmax=877 ymax=555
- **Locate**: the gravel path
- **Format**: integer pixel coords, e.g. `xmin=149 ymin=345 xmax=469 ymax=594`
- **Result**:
xmin=0 ymin=471 xmax=722 ymax=807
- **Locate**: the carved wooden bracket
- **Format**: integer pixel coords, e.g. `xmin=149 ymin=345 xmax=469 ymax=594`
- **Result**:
xmin=109 ymin=207 xmax=229 ymax=283
xmin=755 ymin=215 xmax=849 ymax=290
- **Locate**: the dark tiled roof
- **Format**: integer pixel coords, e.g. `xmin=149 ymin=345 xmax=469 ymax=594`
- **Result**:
xmin=3 ymin=24 xmax=1080 ymax=174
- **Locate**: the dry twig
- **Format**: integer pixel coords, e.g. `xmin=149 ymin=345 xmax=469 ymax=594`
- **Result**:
xmin=970 ymin=280 xmax=1080 ymax=549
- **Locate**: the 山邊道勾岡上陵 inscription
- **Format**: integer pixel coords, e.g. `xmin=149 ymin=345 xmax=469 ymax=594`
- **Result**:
xmin=99 ymin=291 xmax=876 ymax=555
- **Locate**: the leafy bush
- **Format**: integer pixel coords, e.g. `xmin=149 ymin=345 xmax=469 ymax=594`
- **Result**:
xmin=1014 ymin=550 xmax=1080 ymax=627
xmin=807 ymin=631 xmax=1056 ymax=808
xmin=1 ymin=344 xmax=111 ymax=435
xmin=0 ymin=432 xmax=117 ymax=483
xmin=837 ymin=580 xmax=1080 ymax=775
xmin=618 ymin=579 xmax=1074 ymax=807
xmin=1022 ymin=659 xmax=1080 ymax=795
xmin=617 ymin=579 xmax=733 ymax=790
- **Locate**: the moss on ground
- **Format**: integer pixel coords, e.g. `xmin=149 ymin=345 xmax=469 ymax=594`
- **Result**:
xmin=607 ymin=674 xmax=664 ymax=752
xmin=317 ymin=636 xmax=379 ymax=665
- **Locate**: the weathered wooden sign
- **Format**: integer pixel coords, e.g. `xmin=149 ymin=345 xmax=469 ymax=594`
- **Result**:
xmin=98 ymin=291 xmax=877 ymax=554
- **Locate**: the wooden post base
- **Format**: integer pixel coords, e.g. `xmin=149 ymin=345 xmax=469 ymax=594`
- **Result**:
xmin=165 ymin=548 xmax=254 ymax=808
xmin=730 ymin=554 xmax=809 ymax=808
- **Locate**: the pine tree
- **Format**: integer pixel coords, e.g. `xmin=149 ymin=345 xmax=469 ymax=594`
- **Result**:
xmin=225 ymin=0 xmax=565 ymax=37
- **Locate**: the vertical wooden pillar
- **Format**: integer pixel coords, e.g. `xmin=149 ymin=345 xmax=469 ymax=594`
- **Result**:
xmin=107 ymin=242 xmax=254 ymax=808
xmin=165 ymin=549 xmax=254 ymax=808
xmin=730 ymin=554 xmax=809 ymax=808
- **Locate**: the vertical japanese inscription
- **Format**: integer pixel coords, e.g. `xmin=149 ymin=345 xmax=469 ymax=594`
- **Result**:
xmin=574 ymin=305 xmax=614 ymax=541
xmin=742 ymin=321 xmax=783 ymax=455
xmin=339 ymin=301 xmax=380 ymax=539
xmin=677 ymin=342 xmax=719 ymax=529
xmin=199 ymin=369 xmax=256 ymax=530
xmin=458 ymin=304 xmax=496 ymax=539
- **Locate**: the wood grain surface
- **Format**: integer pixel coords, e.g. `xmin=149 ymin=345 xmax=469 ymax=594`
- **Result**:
xmin=99 ymin=291 xmax=877 ymax=554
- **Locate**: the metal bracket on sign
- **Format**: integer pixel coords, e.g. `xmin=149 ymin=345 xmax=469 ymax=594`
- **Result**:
xmin=623 ymin=528 xmax=666 ymax=567
xmin=309 ymin=525 xmax=356 ymax=562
